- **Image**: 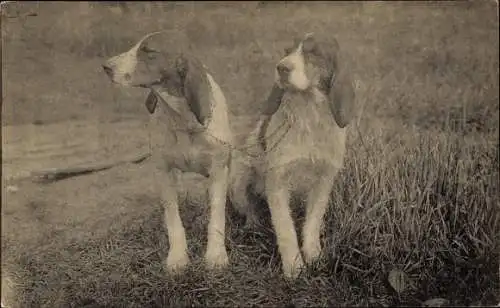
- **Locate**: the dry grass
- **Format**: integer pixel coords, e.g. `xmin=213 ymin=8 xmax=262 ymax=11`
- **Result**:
xmin=1 ymin=1 xmax=499 ymax=307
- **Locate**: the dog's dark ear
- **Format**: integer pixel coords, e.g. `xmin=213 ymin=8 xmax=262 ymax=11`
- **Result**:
xmin=327 ymin=40 xmax=356 ymax=128
xmin=261 ymin=84 xmax=285 ymax=116
xmin=176 ymin=55 xmax=212 ymax=126
xmin=257 ymin=84 xmax=285 ymax=151
xmin=144 ymin=91 xmax=158 ymax=114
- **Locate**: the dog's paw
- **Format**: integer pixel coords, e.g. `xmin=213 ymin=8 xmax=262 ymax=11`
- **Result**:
xmin=204 ymin=247 xmax=229 ymax=270
xmin=165 ymin=250 xmax=190 ymax=273
xmin=303 ymin=241 xmax=322 ymax=265
xmin=282 ymin=255 xmax=306 ymax=280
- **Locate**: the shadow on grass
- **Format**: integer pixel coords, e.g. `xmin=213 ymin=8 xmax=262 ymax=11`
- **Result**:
xmin=6 ymin=198 xmax=339 ymax=307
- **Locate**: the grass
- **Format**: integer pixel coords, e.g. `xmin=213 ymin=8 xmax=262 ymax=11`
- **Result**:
xmin=2 ymin=1 xmax=499 ymax=307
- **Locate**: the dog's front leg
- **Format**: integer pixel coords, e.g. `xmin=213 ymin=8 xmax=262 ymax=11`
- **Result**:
xmin=266 ymin=171 xmax=305 ymax=279
xmin=154 ymin=166 xmax=190 ymax=273
xmin=302 ymin=169 xmax=336 ymax=264
xmin=204 ymin=156 xmax=230 ymax=269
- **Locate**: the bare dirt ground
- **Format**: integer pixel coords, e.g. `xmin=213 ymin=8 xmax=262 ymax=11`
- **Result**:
xmin=1 ymin=2 xmax=499 ymax=307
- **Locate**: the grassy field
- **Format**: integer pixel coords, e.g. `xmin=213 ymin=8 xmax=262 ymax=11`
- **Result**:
xmin=1 ymin=1 xmax=499 ymax=307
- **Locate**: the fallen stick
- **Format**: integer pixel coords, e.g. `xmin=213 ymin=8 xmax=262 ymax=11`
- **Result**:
xmin=30 ymin=152 xmax=151 ymax=183
xmin=3 ymin=11 xmax=38 ymax=18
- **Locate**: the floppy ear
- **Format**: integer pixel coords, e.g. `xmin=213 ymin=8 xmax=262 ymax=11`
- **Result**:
xmin=328 ymin=49 xmax=356 ymax=128
xmin=256 ymin=83 xmax=285 ymax=150
xmin=144 ymin=90 xmax=158 ymax=114
xmin=176 ymin=56 xmax=213 ymax=126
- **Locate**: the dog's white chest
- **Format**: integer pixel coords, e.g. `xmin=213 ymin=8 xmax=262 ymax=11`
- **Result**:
xmin=265 ymin=89 xmax=347 ymax=169
xmin=205 ymin=73 xmax=233 ymax=145
xmin=147 ymin=72 xmax=232 ymax=152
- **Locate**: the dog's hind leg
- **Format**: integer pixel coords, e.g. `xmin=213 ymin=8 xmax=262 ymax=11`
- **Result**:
xmin=229 ymin=160 xmax=260 ymax=229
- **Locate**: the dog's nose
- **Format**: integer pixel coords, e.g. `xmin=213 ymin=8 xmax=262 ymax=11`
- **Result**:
xmin=102 ymin=64 xmax=113 ymax=76
xmin=276 ymin=62 xmax=291 ymax=75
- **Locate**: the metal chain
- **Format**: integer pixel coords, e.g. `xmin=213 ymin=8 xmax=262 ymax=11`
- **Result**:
xmin=147 ymin=88 xmax=294 ymax=161
xmin=163 ymin=116 xmax=292 ymax=159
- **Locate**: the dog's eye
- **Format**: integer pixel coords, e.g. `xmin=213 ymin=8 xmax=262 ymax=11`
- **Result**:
xmin=284 ymin=47 xmax=294 ymax=55
xmin=147 ymin=52 xmax=158 ymax=60
xmin=140 ymin=45 xmax=160 ymax=60
xmin=140 ymin=44 xmax=159 ymax=54
xmin=302 ymin=40 xmax=318 ymax=54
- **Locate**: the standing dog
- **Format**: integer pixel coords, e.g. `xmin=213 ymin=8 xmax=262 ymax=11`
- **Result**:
xmin=102 ymin=32 xmax=233 ymax=272
xmin=230 ymin=33 xmax=356 ymax=279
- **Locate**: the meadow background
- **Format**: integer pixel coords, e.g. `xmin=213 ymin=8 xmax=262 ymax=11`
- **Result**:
xmin=1 ymin=1 xmax=499 ymax=307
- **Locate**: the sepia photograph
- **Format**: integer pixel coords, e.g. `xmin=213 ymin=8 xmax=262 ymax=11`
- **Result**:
xmin=1 ymin=1 xmax=499 ymax=307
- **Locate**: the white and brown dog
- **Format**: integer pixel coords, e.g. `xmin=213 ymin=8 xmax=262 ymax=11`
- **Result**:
xmin=102 ymin=32 xmax=233 ymax=272
xmin=230 ymin=33 xmax=356 ymax=279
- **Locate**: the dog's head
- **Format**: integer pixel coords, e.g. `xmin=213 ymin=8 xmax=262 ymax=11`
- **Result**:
xmin=102 ymin=32 xmax=212 ymax=127
xmin=272 ymin=33 xmax=356 ymax=128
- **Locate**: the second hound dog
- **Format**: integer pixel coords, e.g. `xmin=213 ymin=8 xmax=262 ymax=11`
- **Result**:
xmin=229 ymin=32 xmax=356 ymax=279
